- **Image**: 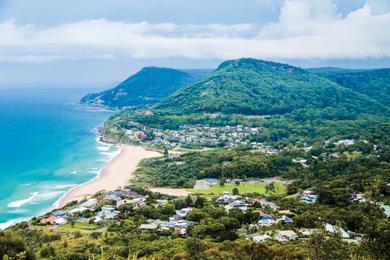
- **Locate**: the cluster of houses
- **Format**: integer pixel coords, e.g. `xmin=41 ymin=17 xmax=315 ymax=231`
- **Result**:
xmin=249 ymin=222 xmax=356 ymax=243
xmin=139 ymin=207 xmax=193 ymax=235
xmin=40 ymin=189 xmax=149 ymax=226
xmin=124 ymin=124 xmax=266 ymax=149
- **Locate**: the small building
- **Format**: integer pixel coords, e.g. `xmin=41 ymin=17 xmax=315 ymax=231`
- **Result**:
xmin=258 ymin=216 xmax=275 ymax=227
xmin=54 ymin=217 xmax=67 ymax=225
xmin=81 ymin=199 xmax=98 ymax=208
xmin=40 ymin=215 xmax=59 ymax=225
xmin=104 ymin=194 xmax=121 ymax=202
xmin=175 ymin=208 xmax=192 ymax=218
xmin=276 ymin=230 xmax=298 ymax=241
xmin=324 ymin=223 xmax=350 ymax=239
xmin=380 ymin=204 xmax=390 ymax=218
xmin=156 ymin=199 xmax=169 ymax=207
xmin=277 ymin=215 xmax=293 ymax=224
xmin=139 ymin=223 xmax=158 ymax=231
xmin=116 ymin=199 xmax=133 ymax=208
xmin=252 ymin=234 xmax=272 ymax=242
xmin=300 ymin=194 xmax=318 ymax=204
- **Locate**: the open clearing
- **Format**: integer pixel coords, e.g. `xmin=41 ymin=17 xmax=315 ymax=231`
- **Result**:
xmin=188 ymin=181 xmax=286 ymax=196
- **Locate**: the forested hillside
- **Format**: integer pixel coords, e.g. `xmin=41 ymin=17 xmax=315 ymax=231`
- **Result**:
xmin=81 ymin=67 xmax=208 ymax=108
xmin=310 ymin=68 xmax=390 ymax=106
xmin=157 ymin=58 xmax=388 ymax=117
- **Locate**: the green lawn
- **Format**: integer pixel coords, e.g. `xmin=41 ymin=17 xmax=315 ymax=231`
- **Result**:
xmin=188 ymin=181 xmax=286 ymax=196
xmin=343 ymin=151 xmax=362 ymax=160
xmin=58 ymin=222 xmax=99 ymax=231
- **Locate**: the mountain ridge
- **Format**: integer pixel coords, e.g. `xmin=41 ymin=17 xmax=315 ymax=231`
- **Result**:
xmin=156 ymin=58 xmax=388 ymax=117
xmin=80 ymin=67 xmax=209 ymax=108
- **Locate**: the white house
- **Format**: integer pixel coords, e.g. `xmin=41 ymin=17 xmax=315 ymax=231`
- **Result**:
xmin=324 ymin=223 xmax=350 ymax=239
xmin=252 ymin=234 xmax=272 ymax=242
xmin=276 ymin=230 xmax=298 ymax=241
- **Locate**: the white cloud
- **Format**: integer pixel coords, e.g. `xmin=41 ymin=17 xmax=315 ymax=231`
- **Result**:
xmin=0 ymin=0 xmax=389 ymax=63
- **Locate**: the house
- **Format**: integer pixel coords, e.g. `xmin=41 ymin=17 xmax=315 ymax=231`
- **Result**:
xmin=276 ymin=230 xmax=298 ymax=241
xmin=252 ymin=234 xmax=272 ymax=242
xmin=380 ymin=204 xmax=390 ymax=218
xmin=139 ymin=223 xmax=158 ymax=231
xmin=334 ymin=139 xmax=355 ymax=146
xmin=300 ymin=192 xmax=318 ymax=204
xmin=278 ymin=209 xmax=294 ymax=215
xmin=159 ymin=221 xmax=175 ymax=230
xmin=260 ymin=200 xmax=278 ymax=210
xmin=81 ymin=198 xmax=98 ymax=208
xmin=131 ymin=197 xmax=147 ymax=208
xmin=69 ymin=206 xmax=89 ymax=214
xmin=95 ymin=205 xmax=119 ymax=221
xmin=156 ymin=199 xmax=168 ymax=207
xmin=116 ymin=199 xmax=133 ymax=208
xmin=259 ymin=211 xmax=271 ymax=217
xmin=324 ymin=223 xmax=350 ymax=239
xmin=104 ymin=194 xmax=121 ymax=202
xmin=277 ymin=215 xmax=293 ymax=224
xmin=258 ymin=216 xmax=275 ymax=227
xmin=54 ymin=217 xmax=67 ymax=225
xmin=205 ymin=178 xmax=218 ymax=185
xmin=216 ymin=193 xmax=240 ymax=204
xmin=351 ymin=193 xmax=366 ymax=203
xmin=300 ymin=229 xmax=319 ymax=237
xmin=40 ymin=215 xmax=59 ymax=225
xmin=225 ymin=200 xmax=248 ymax=211
xmin=52 ymin=210 xmax=68 ymax=217
xmin=175 ymin=207 xmax=192 ymax=218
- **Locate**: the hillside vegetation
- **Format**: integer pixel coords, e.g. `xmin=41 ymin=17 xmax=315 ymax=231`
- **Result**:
xmin=81 ymin=67 xmax=208 ymax=108
xmin=157 ymin=58 xmax=388 ymax=117
xmin=310 ymin=67 xmax=390 ymax=106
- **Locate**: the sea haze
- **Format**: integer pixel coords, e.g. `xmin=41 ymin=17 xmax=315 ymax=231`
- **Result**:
xmin=0 ymin=88 xmax=116 ymax=227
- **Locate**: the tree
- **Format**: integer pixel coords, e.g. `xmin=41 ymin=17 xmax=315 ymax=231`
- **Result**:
xmin=219 ymin=179 xmax=226 ymax=187
xmin=194 ymin=196 xmax=206 ymax=208
xmin=185 ymin=195 xmax=193 ymax=207
xmin=220 ymin=217 xmax=241 ymax=231
xmin=307 ymin=230 xmax=350 ymax=260
xmin=0 ymin=231 xmax=35 ymax=260
xmin=185 ymin=238 xmax=204 ymax=259
xmin=361 ymin=218 xmax=390 ymax=259
xmin=232 ymin=187 xmax=239 ymax=195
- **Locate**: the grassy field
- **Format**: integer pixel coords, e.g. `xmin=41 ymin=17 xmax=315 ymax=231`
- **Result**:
xmin=188 ymin=181 xmax=286 ymax=197
xmin=343 ymin=151 xmax=362 ymax=160
xmin=58 ymin=222 xmax=99 ymax=231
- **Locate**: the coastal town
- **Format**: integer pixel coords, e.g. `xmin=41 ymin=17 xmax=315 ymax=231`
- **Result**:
xmin=32 ymin=181 xmax=389 ymax=246
xmin=122 ymin=123 xmax=273 ymax=150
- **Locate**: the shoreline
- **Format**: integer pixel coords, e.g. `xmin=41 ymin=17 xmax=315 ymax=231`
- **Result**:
xmin=56 ymin=144 xmax=161 ymax=208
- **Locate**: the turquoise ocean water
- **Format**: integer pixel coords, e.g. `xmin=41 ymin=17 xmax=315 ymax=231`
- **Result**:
xmin=0 ymin=88 xmax=117 ymax=228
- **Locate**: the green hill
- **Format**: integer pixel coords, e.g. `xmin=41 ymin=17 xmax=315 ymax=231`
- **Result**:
xmin=81 ymin=67 xmax=208 ymax=108
xmin=309 ymin=67 xmax=390 ymax=106
xmin=157 ymin=58 xmax=387 ymax=117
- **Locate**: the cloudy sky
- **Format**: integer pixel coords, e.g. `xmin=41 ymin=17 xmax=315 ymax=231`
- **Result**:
xmin=0 ymin=0 xmax=389 ymax=88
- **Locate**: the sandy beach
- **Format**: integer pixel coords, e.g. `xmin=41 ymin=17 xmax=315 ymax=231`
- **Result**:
xmin=57 ymin=144 xmax=161 ymax=207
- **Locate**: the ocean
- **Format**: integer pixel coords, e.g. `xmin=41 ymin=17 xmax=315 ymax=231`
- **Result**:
xmin=0 ymin=88 xmax=117 ymax=228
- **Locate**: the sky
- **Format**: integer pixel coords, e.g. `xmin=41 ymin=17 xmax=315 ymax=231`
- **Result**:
xmin=0 ymin=0 xmax=389 ymax=89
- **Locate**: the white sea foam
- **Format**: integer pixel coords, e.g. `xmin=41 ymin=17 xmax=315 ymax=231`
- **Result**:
xmin=70 ymin=170 xmax=78 ymax=175
xmin=0 ymin=217 xmax=29 ymax=230
xmin=7 ymin=209 xmax=29 ymax=214
xmin=37 ymin=191 xmax=63 ymax=200
xmin=7 ymin=192 xmax=38 ymax=208
xmin=97 ymin=145 xmax=110 ymax=151
xmin=53 ymin=184 xmax=77 ymax=189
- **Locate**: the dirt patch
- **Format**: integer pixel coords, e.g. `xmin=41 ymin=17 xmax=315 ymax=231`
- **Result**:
xmin=150 ymin=188 xmax=190 ymax=197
